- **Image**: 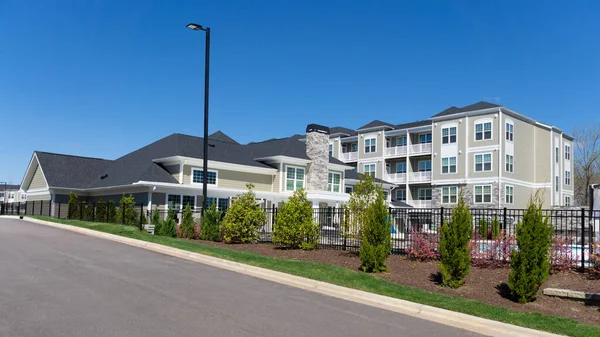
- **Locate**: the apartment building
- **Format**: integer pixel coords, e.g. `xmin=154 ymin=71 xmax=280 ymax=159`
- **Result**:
xmin=331 ymin=102 xmax=574 ymax=209
xmin=0 ymin=184 xmax=26 ymax=204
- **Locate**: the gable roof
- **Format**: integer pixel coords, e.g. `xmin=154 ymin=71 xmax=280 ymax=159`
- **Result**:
xmin=394 ymin=120 xmax=431 ymax=130
xmin=329 ymin=126 xmax=357 ymax=137
xmin=246 ymin=135 xmax=347 ymax=165
xmin=34 ymin=151 xmax=113 ymax=189
xmin=357 ymin=120 xmax=394 ymax=131
xmin=431 ymin=101 xmax=501 ymax=118
xmin=208 ymin=131 xmax=239 ymax=144
xmin=1 ymin=184 xmax=21 ymax=191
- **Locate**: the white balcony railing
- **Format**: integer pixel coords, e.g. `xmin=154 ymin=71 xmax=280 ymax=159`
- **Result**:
xmin=340 ymin=151 xmax=358 ymax=162
xmin=385 ymin=146 xmax=407 ymax=157
xmin=384 ymin=172 xmax=407 ymax=184
xmin=408 ymin=171 xmax=432 ymax=182
xmin=409 ymin=143 xmax=432 ymax=155
xmin=407 ymin=200 xmax=433 ymax=208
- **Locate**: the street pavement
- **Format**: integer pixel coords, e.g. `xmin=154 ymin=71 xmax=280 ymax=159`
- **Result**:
xmin=0 ymin=217 xmax=482 ymax=337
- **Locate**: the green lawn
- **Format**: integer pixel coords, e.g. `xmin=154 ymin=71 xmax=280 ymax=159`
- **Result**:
xmin=30 ymin=216 xmax=600 ymax=337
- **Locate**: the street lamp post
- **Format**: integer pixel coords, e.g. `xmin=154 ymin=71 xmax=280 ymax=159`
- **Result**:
xmin=186 ymin=23 xmax=211 ymax=215
xmin=0 ymin=182 xmax=6 ymax=214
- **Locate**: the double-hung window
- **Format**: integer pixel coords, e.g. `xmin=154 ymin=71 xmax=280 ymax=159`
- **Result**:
xmin=475 ymin=153 xmax=492 ymax=172
xmin=365 ymin=138 xmax=376 ymax=153
xmin=565 ymin=196 xmax=571 ymax=207
xmin=419 ymin=133 xmax=432 ymax=144
xmin=167 ymin=194 xmax=182 ymax=209
xmin=418 ymin=160 xmax=431 ymax=172
xmin=441 ymin=157 xmax=457 ymax=174
xmin=182 ymin=195 xmax=195 ymax=208
xmin=418 ymin=188 xmax=432 ymax=200
xmin=505 ymin=186 xmax=514 ymax=204
xmin=474 ymin=185 xmax=492 ymax=203
xmin=395 ymin=189 xmax=406 ymax=201
xmin=555 ymin=176 xmax=559 ymax=192
xmin=286 ymin=166 xmax=305 ymax=191
xmin=192 ymin=168 xmax=217 ymax=185
xmin=396 ymin=162 xmax=407 ymax=174
xmin=565 ymin=171 xmax=571 ymax=185
xmin=328 ymin=144 xmax=333 ymax=157
xmin=441 ymin=186 xmax=457 ymax=204
xmin=364 ymin=163 xmax=376 ymax=177
xmin=505 ymin=154 xmax=514 ymax=173
xmin=475 ymin=121 xmax=492 ymax=141
xmin=441 ymin=127 xmax=457 ymax=144
xmin=565 ymin=145 xmax=571 ymax=160
xmin=555 ymin=147 xmax=559 ymax=163
xmin=351 ymin=143 xmax=358 ymax=152
xmin=505 ymin=122 xmax=514 ymax=141
xmin=396 ymin=136 xmax=407 ymax=147
xmin=328 ymin=172 xmax=341 ymax=192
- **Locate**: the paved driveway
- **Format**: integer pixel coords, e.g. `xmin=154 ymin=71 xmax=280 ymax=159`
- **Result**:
xmin=0 ymin=218 xmax=482 ymax=337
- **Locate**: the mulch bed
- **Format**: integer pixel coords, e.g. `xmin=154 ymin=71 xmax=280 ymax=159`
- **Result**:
xmin=198 ymin=240 xmax=600 ymax=327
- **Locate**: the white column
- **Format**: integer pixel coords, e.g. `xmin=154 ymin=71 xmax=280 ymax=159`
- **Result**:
xmin=147 ymin=189 xmax=153 ymax=212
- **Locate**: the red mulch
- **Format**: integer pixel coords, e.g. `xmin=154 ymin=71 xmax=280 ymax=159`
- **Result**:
xmin=198 ymin=240 xmax=600 ymax=327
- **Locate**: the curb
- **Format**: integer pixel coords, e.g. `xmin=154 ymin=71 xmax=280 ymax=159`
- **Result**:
xmin=19 ymin=217 xmax=563 ymax=337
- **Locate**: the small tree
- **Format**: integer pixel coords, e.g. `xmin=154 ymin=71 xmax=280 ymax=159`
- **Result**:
xmin=159 ymin=204 xmax=177 ymax=237
xmin=359 ymin=185 xmax=391 ymax=273
xmin=107 ymin=200 xmax=117 ymax=223
xmin=491 ymin=218 xmax=500 ymax=239
xmin=201 ymin=203 xmax=222 ymax=241
xmin=273 ymin=189 xmax=319 ymax=250
xmin=96 ymin=199 xmax=107 ymax=222
xmin=508 ymin=196 xmax=553 ymax=303
xmin=151 ymin=208 xmax=162 ymax=235
xmin=439 ymin=194 xmax=472 ymax=288
xmin=478 ymin=219 xmax=489 ymax=239
xmin=115 ymin=194 xmax=137 ymax=225
xmin=347 ymin=174 xmax=378 ymax=236
xmin=179 ymin=204 xmax=196 ymax=239
xmin=221 ymin=184 xmax=266 ymax=243
xmin=68 ymin=192 xmax=79 ymax=219
xmin=82 ymin=202 xmax=94 ymax=221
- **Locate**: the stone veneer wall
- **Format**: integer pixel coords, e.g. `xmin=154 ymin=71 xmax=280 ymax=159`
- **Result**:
xmin=305 ymin=131 xmax=329 ymax=191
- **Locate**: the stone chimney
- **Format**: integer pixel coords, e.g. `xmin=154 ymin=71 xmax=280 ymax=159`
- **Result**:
xmin=305 ymin=124 xmax=330 ymax=191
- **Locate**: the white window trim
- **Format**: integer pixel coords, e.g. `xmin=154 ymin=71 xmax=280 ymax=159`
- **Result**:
xmin=395 ymin=189 xmax=406 ymax=201
xmin=505 ymin=119 xmax=514 ymax=142
xmin=396 ymin=136 xmax=407 ymax=147
xmin=441 ymin=186 xmax=458 ymax=204
xmin=418 ymin=132 xmax=432 ymax=144
xmin=396 ymin=162 xmax=407 ymax=173
xmin=165 ymin=193 xmax=196 ymax=211
xmin=565 ymin=195 xmax=571 ymax=207
xmin=565 ymin=171 xmax=571 ymax=186
xmin=285 ymin=165 xmax=306 ymax=192
xmin=364 ymin=137 xmax=377 ymax=153
xmin=417 ymin=188 xmax=432 ymax=200
xmin=441 ymin=124 xmax=458 ymax=145
xmin=363 ymin=163 xmax=376 ymax=177
xmin=474 ymin=118 xmax=493 ymax=142
xmin=505 ymin=154 xmax=514 ymax=173
xmin=474 ymin=153 xmax=493 ymax=172
xmin=441 ymin=156 xmax=457 ymax=175
xmin=327 ymin=171 xmax=342 ymax=193
xmin=473 ymin=184 xmax=493 ymax=204
xmin=418 ymin=159 xmax=432 ymax=172
xmin=505 ymin=185 xmax=514 ymax=204
xmin=191 ymin=167 xmax=219 ymax=186
xmin=565 ymin=144 xmax=571 ymax=160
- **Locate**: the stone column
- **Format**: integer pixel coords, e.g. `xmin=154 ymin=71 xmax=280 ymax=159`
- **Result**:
xmin=305 ymin=124 xmax=330 ymax=191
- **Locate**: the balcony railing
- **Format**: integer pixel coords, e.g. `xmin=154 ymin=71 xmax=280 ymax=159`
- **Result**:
xmin=408 ymin=171 xmax=432 ymax=182
xmin=406 ymin=200 xmax=433 ymax=208
xmin=409 ymin=143 xmax=432 ymax=155
xmin=385 ymin=146 xmax=407 ymax=157
xmin=340 ymin=151 xmax=358 ymax=162
xmin=384 ymin=172 xmax=407 ymax=183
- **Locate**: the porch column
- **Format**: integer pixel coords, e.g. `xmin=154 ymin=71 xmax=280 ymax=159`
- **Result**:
xmin=147 ymin=189 xmax=153 ymax=212
xmin=50 ymin=190 xmax=55 ymax=217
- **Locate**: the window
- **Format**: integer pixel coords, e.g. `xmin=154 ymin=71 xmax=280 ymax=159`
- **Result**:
xmin=386 ymin=138 xmax=391 ymax=148
xmin=385 ymin=163 xmax=391 ymax=174
xmin=286 ymin=166 xmax=305 ymax=191
xmin=328 ymin=144 xmax=333 ymax=157
xmin=364 ymin=163 xmax=376 ymax=177
xmin=21 ymin=193 xmax=27 ymax=200
xmin=475 ymin=121 xmax=492 ymax=141
xmin=474 ymin=185 xmax=492 ymax=203
xmin=505 ymin=154 xmax=514 ymax=173
xmin=0 ymin=192 xmax=4 ymax=199
xmin=396 ymin=162 xmax=406 ymax=173
xmin=341 ymin=144 xmax=347 ymax=153
xmin=565 ymin=171 xmax=571 ymax=185
xmin=441 ymin=157 xmax=457 ymax=174
xmin=475 ymin=153 xmax=492 ymax=172
xmin=396 ymin=136 xmax=407 ymax=147
xmin=365 ymin=138 xmax=376 ymax=153
xmin=167 ymin=194 xmax=181 ymax=209
xmin=182 ymin=195 xmax=195 ymax=208
xmin=555 ymin=147 xmax=559 ymax=163
xmin=395 ymin=189 xmax=406 ymax=201
xmin=505 ymin=185 xmax=514 ymax=204
xmin=442 ymin=126 xmax=457 ymax=144
xmin=383 ymin=191 xmax=389 ymax=201
xmin=418 ymin=160 xmax=431 ymax=172
xmin=565 ymin=145 xmax=571 ymax=160
xmin=207 ymin=197 xmax=229 ymax=211
xmin=351 ymin=143 xmax=358 ymax=152
xmin=555 ymin=176 xmax=559 ymax=192
xmin=8 ymin=192 xmax=15 ymax=200
xmin=505 ymin=122 xmax=514 ymax=141
xmin=418 ymin=188 xmax=432 ymax=200
xmin=565 ymin=196 xmax=571 ymax=207
xmin=419 ymin=133 xmax=432 ymax=144
xmin=192 ymin=168 xmax=217 ymax=185
xmin=345 ymin=186 xmax=353 ymax=194
xmin=441 ymin=186 xmax=458 ymax=204
xmin=328 ymin=172 xmax=341 ymax=192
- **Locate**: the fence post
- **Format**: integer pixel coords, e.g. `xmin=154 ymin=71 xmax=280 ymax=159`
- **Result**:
xmin=581 ymin=208 xmax=586 ymax=270
xmin=58 ymin=203 xmax=61 ymax=219
xmin=49 ymin=200 xmax=52 ymax=217
xmin=92 ymin=203 xmax=96 ymax=222
xmin=502 ymin=207 xmax=507 ymax=233
xmin=139 ymin=202 xmax=143 ymax=228
xmin=122 ymin=206 xmax=125 ymax=224
xmin=440 ymin=207 xmax=444 ymax=229
xmin=79 ymin=202 xmax=83 ymax=220
xmin=106 ymin=203 xmax=109 ymax=222
xmin=40 ymin=200 xmax=44 ymax=216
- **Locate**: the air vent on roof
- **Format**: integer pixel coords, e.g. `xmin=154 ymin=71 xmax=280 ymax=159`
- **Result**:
xmin=209 ymin=144 xmax=215 ymax=148
xmin=100 ymin=174 xmax=108 ymax=180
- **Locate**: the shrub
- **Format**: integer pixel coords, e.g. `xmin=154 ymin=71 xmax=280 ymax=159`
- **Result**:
xmin=549 ymin=235 xmax=577 ymax=273
xmin=68 ymin=192 xmax=79 ymax=219
xmin=470 ymin=231 xmax=516 ymax=268
xmin=115 ymin=194 xmax=137 ymax=226
xmin=82 ymin=202 xmax=94 ymax=221
xmin=478 ymin=219 xmax=489 ymax=239
xmin=439 ymin=194 xmax=472 ymax=288
xmin=95 ymin=199 xmax=107 ymax=222
xmin=107 ymin=200 xmax=117 ymax=223
xmin=151 ymin=208 xmax=162 ymax=235
xmin=347 ymin=174 xmax=378 ymax=236
xmin=201 ymin=203 xmax=222 ymax=242
xmin=221 ymin=184 xmax=266 ymax=243
xmin=591 ymin=249 xmax=600 ymax=273
xmin=491 ymin=218 xmax=500 ymax=239
xmin=159 ymin=204 xmax=177 ymax=237
xmin=508 ymin=196 xmax=553 ymax=303
xmin=273 ymin=189 xmax=319 ymax=250
xmin=359 ymin=186 xmax=391 ymax=273
xmin=407 ymin=232 xmax=439 ymax=261
xmin=179 ymin=204 xmax=196 ymax=239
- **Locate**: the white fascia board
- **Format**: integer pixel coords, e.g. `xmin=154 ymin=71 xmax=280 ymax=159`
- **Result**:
xmin=306 ymin=191 xmax=351 ymax=202
xmin=328 ymin=163 xmax=354 ymax=171
xmin=356 ymin=126 xmax=394 ymax=133
xmin=340 ymin=136 xmax=358 ymax=142
xmin=153 ymin=156 xmax=277 ymax=175
xmin=135 ymin=181 xmax=284 ymax=198
xmin=430 ymin=107 xmax=500 ymax=121
xmin=25 ymin=190 xmax=51 ymax=197
xmin=21 ymin=153 xmax=50 ymax=191
xmin=254 ymin=155 xmax=311 ymax=167
xmin=345 ymin=178 xmax=395 ymax=190
xmin=20 ymin=153 xmax=38 ymax=188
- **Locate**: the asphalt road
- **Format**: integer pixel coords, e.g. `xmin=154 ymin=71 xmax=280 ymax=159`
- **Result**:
xmin=0 ymin=218 xmax=482 ymax=337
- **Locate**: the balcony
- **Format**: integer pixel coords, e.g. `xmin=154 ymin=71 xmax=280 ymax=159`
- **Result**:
xmin=409 ymin=143 xmax=432 ymax=155
xmin=385 ymin=146 xmax=407 ymax=158
xmin=384 ymin=172 xmax=407 ymax=184
xmin=408 ymin=171 xmax=432 ymax=183
xmin=340 ymin=151 xmax=358 ymax=162
xmin=407 ymin=200 xmax=433 ymax=208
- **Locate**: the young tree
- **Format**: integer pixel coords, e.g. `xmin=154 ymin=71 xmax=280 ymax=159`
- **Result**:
xmin=107 ymin=200 xmax=117 ymax=223
xmin=221 ymin=184 xmax=266 ymax=243
xmin=179 ymin=204 xmax=196 ymax=239
xmin=508 ymin=196 xmax=553 ymax=303
xmin=273 ymin=189 xmax=319 ymax=250
xmin=151 ymin=207 xmax=162 ymax=235
xmin=201 ymin=203 xmax=222 ymax=242
xmin=347 ymin=174 xmax=378 ymax=236
xmin=115 ymin=194 xmax=137 ymax=225
xmin=96 ymin=199 xmax=107 ymax=222
xmin=573 ymin=123 xmax=600 ymax=206
xmin=159 ymin=204 xmax=177 ymax=237
xmin=439 ymin=194 xmax=472 ymax=288
xmin=358 ymin=179 xmax=391 ymax=273
xmin=68 ymin=192 xmax=79 ymax=219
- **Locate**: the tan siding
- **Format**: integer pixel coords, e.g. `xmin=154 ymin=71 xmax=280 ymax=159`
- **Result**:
xmin=359 ymin=131 xmax=383 ymax=159
xmin=432 ymin=119 xmax=465 ymax=180
xmin=26 ymin=194 xmax=51 ymax=201
xmin=272 ymin=163 xmax=281 ymax=193
xmin=218 ymin=169 xmax=272 ymax=192
xmin=505 ymin=116 xmax=535 ymax=182
xmin=468 ymin=113 xmax=499 ymax=148
xmin=164 ymin=164 xmax=181 ymax=183
xmin=29 ymin=165 xmax=48 ymax=190
xmin=469 ymin=150 xmax=499 ymax=179
xmin=535 ymin=128 xmax=552 ymax=184
xmin=358 ymin=161 xmax=381 ymax=179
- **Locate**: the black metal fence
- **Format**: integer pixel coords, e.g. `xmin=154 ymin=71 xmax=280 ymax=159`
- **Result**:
xmin=3 ymin=201 xmax=599 ymax=268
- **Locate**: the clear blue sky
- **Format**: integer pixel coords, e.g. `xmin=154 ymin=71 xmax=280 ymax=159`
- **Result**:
xmin=1 ymin=1 xmax=598 ymax=184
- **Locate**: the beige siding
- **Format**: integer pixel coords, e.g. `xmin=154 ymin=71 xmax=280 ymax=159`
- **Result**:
xmin=26 ymin=194 xmax=51 ymax=201
xmin=164 ymin=164 xmax=181 ymax=183
xmin=272 ymin=163 xmax=281 ymax=193
xmin=359 ymin=131 xmax=383 ymax=159
xmin=469 ymin=150 xmax=499 ymax=178
xmin=431 ymin=118 xmax=466 ymax=180
xmin=505 ymin=116 xmax=535 ymax=182
xmin=29 ymin=165 xmax=48 ymax=190
xmin=534 ymin=128 xmax=552 ymax=184
xmin=358 ymin=161 xmax=381 ymax=179
xmin=468 ymin=113 xmax=499 ymax=148
xmin=331 ymin=138 xmax=340 ymax=158
xmin=218 ymin=169 xmax=272 ymax=192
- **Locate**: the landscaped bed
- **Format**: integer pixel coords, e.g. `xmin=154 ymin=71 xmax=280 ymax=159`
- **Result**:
xmin=199 ymin=240 xmax=600 ymax=327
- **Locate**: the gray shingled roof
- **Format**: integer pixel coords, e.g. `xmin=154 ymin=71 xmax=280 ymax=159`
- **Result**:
xmin=329 ymin=126 xmax=357 ymax=137
xmin=390 ymin=200 xmax=413 ymax=208
xmin=1 ymin=184 xmax=21 ymax=190
xmin=431 ymin=101 xmax=501 ymax=118
xmin=209 ymin=131 xmax=239 ymax=144
xmin=35 ymin=152 xmax=113 ymax=189
xmin=344 ymin=170 xmax=391 ymax=185
xmin=246 ymin=135 xmax=347 ymax=165
xmin=357 ymin=120 xmax=395 ymax=130
xmin=394 ymin=120 xmax=431 ymax=130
